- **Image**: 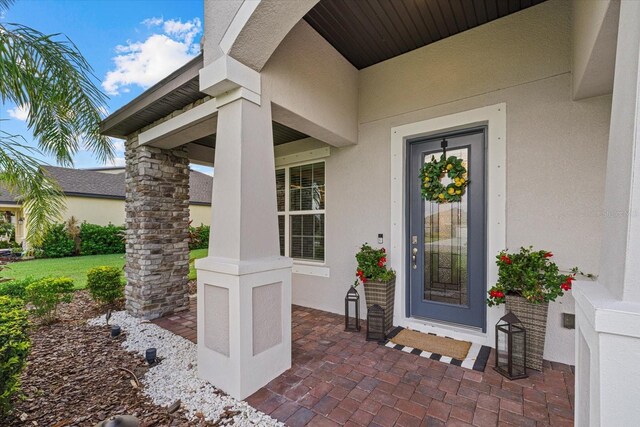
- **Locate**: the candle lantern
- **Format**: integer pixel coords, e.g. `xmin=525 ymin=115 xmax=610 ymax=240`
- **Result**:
xmin=344 ymin=285 xmax=361 ymax=332
xmin=366 ymin=304 xmax=386 ymax=342
xmin=494 ymin=311 xmax=528 ymax=380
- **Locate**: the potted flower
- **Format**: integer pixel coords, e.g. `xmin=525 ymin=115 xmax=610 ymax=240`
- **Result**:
xmin=355 ymin=243 xmax=396 ymax=334
xmin=487 ymin=247 xmax=576 ymax=371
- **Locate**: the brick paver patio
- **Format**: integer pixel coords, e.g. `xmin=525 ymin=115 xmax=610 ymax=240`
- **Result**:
xmin=153 ymin=301 xmax=574 ymax=426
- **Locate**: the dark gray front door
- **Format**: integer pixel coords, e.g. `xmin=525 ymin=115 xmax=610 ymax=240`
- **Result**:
xmin=407 ymin=128 xmax=486 ymax=330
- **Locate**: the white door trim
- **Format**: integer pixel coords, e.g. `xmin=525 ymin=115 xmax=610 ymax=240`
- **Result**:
xmin=389 ymin=103 xmax=507 ymax=346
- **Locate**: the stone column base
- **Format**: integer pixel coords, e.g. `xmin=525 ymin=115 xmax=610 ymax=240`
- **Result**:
xmin=574 ymin=281 xmax=640 ymax=426
xmin=195 ymin=256 xmax=292 ymax=400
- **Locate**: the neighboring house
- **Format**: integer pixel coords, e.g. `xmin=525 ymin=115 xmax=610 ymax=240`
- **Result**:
xmin=100 ymin=0 xmax=639 ymax=423
xmin=0 ymin=166 xmax=212 ymax=245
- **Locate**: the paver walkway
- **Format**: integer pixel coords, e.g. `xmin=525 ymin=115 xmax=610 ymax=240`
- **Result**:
xmin=153 ymin=302 xmax=574 ymax=426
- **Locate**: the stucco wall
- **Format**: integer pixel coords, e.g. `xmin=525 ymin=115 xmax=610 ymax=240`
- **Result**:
xmin=262 ymin=20 xmax=358 ymax=147
xmin=190 ymin=204 xmax=212 ymax=227
xmin=62 ymin=197 xmax=125 ymax=225
xmin=60 ymin=196 xmax=210 ymax=227
xmin=280 ymin=0 xmax=611 ymax=365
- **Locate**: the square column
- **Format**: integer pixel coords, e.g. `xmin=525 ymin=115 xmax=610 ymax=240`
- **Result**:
xmin=196 ymin=64 xmax=292 ymax=399
xmin=575 ymin=1 xmax=640 ymax=425
xmin=124 ymin=136 xmax=190 ymax=319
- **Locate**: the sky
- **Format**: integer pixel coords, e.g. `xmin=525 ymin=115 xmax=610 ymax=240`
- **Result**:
xmin=0 ymin=0 xmax=213 ymax=174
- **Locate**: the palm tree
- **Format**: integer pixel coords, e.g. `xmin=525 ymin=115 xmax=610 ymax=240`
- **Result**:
xmin=0 ymin=0 xmax=113 ymax=244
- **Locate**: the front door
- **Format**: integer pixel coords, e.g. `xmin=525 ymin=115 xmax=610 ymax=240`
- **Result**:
xmin=407 ymin=128 xmax=486 ymax=330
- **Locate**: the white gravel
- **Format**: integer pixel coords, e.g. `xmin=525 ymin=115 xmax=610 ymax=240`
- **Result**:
xmin=88 ymin=311 xmax=283 ymax=426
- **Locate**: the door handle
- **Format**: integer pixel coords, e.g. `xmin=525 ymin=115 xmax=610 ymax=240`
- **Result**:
xmin=412 ymin=247 xmax=418 ymax=269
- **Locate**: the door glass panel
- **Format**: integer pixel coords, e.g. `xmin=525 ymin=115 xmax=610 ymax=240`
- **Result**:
xmin=423 ymin=147 xmax=469 ymax=306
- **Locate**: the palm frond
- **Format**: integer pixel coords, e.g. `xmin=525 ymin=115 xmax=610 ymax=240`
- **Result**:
xmin=0 ymin=129 xmax=65 ymax=246
xmin=0 ymin=22 xmax=114 ymax=165
xmin=0 ymin=0 xmax=15 ymax=13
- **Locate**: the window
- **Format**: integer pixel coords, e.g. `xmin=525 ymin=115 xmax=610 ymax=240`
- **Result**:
xmin=276 ymin=161 xmax=325 ymax=262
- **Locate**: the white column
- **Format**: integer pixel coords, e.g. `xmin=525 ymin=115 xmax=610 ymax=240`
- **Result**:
xmin=195 ymin=56 xmax=292 ymax=400
xmin=574 ymin=1 xmax=640 ymax=425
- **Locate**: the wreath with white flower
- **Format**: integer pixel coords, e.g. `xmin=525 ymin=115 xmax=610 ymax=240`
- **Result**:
xmin=419 ymin=154 xmax=469 ymax=203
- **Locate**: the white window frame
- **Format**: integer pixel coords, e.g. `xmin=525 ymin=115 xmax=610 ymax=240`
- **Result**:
xmin=277 ymin=159 xmax=327 ymax=267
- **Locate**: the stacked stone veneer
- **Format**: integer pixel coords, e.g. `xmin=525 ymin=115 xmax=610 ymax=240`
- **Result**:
xmin=124 ymin=135 xmax=191 ymax=319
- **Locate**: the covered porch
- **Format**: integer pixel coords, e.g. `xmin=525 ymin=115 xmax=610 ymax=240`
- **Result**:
xmin=100 ymin=0 xmax=640 ymax=424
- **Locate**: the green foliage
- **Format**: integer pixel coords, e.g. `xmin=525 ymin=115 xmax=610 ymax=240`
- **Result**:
xmin=188 ymin=224 xmax=210 ymax=250
xmin=0 ymin=277 xmax=39 ymax=300
xmin=38 ymin=223 xmax=75 ymax=258
xmin=487 ymin=247 xmax=576 ymax=306
xmin=0 ymin=241 xmax=10 ymax=249
xmin=35 ymin=222 xmax=124 ymax=258
xmin=0 ymin=0 xmax=113 ymax=246
xmin=0 ymin=295 xmax=30 ymax=415
xmin=355 ymin=243 xmax=395 ymax=285
xmin=25 ymin=277 xmax=74 ymax=322
xmin=0 ymin=221 xmax=14 ymax=238
xmin=79 ymin=223 xmax=125 ymax=255
xmin=419 ymin=154 xmax=469 ymax=203
xmin=86 ymin=266 xmax=124 ymax=305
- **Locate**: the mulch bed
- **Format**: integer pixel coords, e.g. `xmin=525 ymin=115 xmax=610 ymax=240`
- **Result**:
xmin=0 ymin=291 xmax=214 ymax=426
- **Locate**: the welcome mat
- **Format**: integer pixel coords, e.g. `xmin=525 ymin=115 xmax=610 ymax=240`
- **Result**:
xmin=385 ymin=327 xmax=491 ymax=372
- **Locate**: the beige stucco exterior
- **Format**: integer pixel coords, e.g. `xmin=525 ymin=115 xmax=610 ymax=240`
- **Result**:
xmin=260 ymin=0 xmax=610 ymax=365
xmin=14 ymin=197 xmax=210 ymax=239
xmin=61 ymin=196 xmax=126 ymax=225
xmin=58 ymin=196 xmax=211 ymax=227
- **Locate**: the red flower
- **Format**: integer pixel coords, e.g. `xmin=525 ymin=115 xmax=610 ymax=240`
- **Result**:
xmin=361 ymin=277 xmax=367 ymax=284
xmin=544 ymin=252 xmax=553 ymax=258
xmin=496 ymin=291 xmax=504 ymax=298
xmin=380 ymin=257 xmax=386 ymax=263
xmin=377 ymin=261 xmax=384 ymax=267
xmin=381 ymin=248 xmax=386 ymax=253
xmin=561 ymin=275 xmax=575 ymax=291
xmin=500 ymin=255 xmax=512 ymax=264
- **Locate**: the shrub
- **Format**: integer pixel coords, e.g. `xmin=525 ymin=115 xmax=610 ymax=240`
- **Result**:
xmin=0 ymin=296 xmax=30 ymax=415
xmin=25 ymin=277 xmax=74 ymax=322
xmin=188 ymin=224 xmax=210 ymax=250
xmin=0 ymin=277 xmax=40 ymax=300
xmin=86 ymin=266 xmax=124 ymax=305
xmin=79 ymin=223 xmax=125 ymax=255
xmin=39 ymin=224 xmax=74 ymax=258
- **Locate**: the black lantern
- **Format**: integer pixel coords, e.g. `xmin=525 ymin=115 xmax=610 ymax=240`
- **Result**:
xmin=494 ymin=311 xmax=528 ymax=380
xmin=366 ymin=304 xmax=386 ymax=342
xmin=344 ymin=285 xmax=361 ymax=332
xmin=145 ymin=348 xmax=157 ymax=365
xmin=111 ymin=325 xmax=121 ymax=337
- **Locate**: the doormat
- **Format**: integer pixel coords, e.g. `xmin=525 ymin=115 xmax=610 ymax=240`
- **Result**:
xmin=385 ymin=327 xmax=491 ymax=372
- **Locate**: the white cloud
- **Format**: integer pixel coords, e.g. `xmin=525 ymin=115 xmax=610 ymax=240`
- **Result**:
xmin=163 ymin=18 xmax=202 ymax=48
xmin=112 ymin=139 xmax=125 ymax=153
xmin=108 ymin=156 xmax=126 ymax=167
xmin=7 ymin=104 xmax=29 ymax=121
xmin=102 ymin=17 xmax=201 ymax=96
xmin=141 ymin=17 xmax=164 ymax=27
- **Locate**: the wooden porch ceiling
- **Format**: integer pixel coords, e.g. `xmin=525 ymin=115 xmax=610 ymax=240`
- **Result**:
xmin=188 ymin=122 xmax=309 ymax=150
xmin=304 ymin=0 xmax=548 ymax=69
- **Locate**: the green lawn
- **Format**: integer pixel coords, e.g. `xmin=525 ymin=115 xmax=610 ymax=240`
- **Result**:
xmin=1 ymin=249 xmax=209 ymax=289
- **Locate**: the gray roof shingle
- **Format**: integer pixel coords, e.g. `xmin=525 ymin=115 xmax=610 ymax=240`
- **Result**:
xmin=0 ymin=166 xmax=212 ymax=205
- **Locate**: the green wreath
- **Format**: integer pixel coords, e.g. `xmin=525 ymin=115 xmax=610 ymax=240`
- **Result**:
xmin=419 ymin=154 xmax=469 ymax=203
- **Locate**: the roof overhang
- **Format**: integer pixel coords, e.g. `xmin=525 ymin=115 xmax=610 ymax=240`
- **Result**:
xmin=100 ymin=55 xmax=206 ymax=138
